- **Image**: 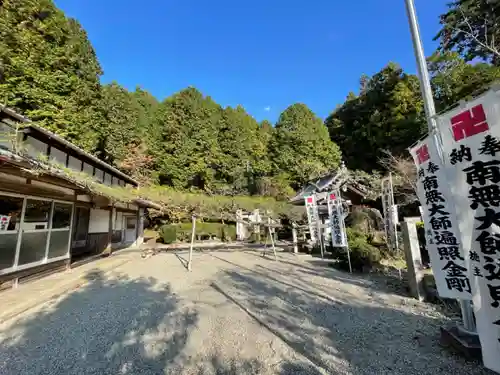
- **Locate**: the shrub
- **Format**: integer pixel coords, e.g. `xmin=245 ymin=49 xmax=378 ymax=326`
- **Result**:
xmin=249 ymin=232 xmax=262 ymax=243
xmin=160 ymin=222 xmax=236 ymax=242
xmin=219 ymin=224 xmax=236 ymax=242
xmin=333 ymin=228 xmax=381 ymax=272
xmin=159 ymin=225 xmax=177 ymax=244
xmin=345 ymin=208 xmax=382 ymax=234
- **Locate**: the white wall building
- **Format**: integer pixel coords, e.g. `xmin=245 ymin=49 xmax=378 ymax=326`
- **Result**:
xmin=0 ymin=106 xmax=159 ymax=290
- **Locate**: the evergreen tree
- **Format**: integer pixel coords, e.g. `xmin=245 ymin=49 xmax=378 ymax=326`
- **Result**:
xmin=153 ymin=87 xmax=222 ymax=191
xmin=326 ymin=63 xmax=426 ymax=172
xmin=0 ymin=0 xmax=104 ymax=151
xmin=429 ymin=51 xmax=500 ymax=111
xmin=271 ymin=103 xmax=341 ymax=189
xmin=435 ymin=0 xmax=500 ymax=65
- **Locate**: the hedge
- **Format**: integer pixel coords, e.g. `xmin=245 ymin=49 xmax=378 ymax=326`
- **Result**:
xmin=332 ymin=228 xmax=382 ymax=272
xmin=159 ymin=222 xmax=236 ymax=243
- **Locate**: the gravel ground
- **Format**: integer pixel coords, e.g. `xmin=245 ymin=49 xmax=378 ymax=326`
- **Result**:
xmin=0 ymin=250 xmax=494 ymax=375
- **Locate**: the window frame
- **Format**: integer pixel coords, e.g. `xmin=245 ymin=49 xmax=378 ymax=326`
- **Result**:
xmin=0 ymin=191 xmax=74 ymax=275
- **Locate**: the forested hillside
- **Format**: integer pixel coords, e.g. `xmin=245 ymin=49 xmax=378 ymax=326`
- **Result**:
xmin=0 ymin=0 xmax=340 ymax=198
xmin=1 ymin=0 xmax=500 ymax=200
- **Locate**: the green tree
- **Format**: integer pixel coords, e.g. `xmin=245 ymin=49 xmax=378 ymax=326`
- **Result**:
xmin=435 ymin=0 xmax=500 ymax=64
xmin=215 ymin=106 xmax=271 ymax=194
xmin=429 ymin=51 xmax=500 ymax=111
xmin=270 ymin=103 xmax=341 ymax=189
xmin=153 ymin=87 xmax=222 ymax=191
xmin=132 ymin=86 xmax=160 ymax=147
xmin=0 ymin=0 xmax=104 ymax=151
xmin=96 ymin=83 xmax=143 ymax=164
xmin=326 ymin=63 xmax=426 ymax=172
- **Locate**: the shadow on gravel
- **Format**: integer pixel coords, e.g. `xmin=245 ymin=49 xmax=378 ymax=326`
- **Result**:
xmin=190 ymin=354 xmax=324 ymax=375
xmin=210 ymin=258 xmax=492 ymax=375
xmin=0 ymin=270 xmax=197 ymax=375
xmin=246 ymin=251 xmax=411 ymax=299
xmin=0 ymin=267 xmax=344 ymax=375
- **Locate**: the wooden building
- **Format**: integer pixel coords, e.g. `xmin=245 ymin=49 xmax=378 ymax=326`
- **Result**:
xmin=0 ymin=106 xmax=160 ymax=289
xmin=289 ymin=165 xmax=371 ymax=211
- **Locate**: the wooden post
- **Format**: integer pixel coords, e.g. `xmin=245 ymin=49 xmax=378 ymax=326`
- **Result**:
xmin=105 ymin=205 xmax=114 ymax=256
xmin=317 ymin=222 xmax=325 ymax=259
xmin=269 ymin=225 xmax=277 ymax=261
xmin=136 ymin=207 xmax=144 ymax=246
xmin=187 ymin=215 xmax=196 ymax=271
xmin=292 ymin=222 xmax=298 ymax=254
xmin=262 ymin=228 xmax=268 ymax=256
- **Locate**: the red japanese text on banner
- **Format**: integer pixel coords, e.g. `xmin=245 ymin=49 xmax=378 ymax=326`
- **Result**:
xmin=304 ymin=195 xmax=320 ymax=243
xmin=436 ymin=89 xmax=500 ymax=373
xmin=410 ymin=136 xmax=472 ymax=300
xmin=327 ymin=191 xmax=347 ymax=247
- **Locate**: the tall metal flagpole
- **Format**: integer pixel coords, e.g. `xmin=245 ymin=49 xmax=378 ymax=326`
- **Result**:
xmin=404 ymin=0 xmax=475 ymax=333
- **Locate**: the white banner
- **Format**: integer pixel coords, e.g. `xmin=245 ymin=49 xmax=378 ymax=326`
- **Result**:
xmin=410 ymin=136 xmax=472 ymax=300
xmin=304 ymin=195 xmax=320 ymax=242
xmin=436 ymin=89 xmax=500 ymax=372
xmin=327 ymin=191 xmax=347 ymax=247
xmin=381 ymin=176 xmax=397 ymax=250
xmin=0 ymin=215 xmax=11 ymax=231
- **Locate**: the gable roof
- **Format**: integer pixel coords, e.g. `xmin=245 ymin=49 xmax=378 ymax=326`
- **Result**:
xmin=0 ymin=105 xmax=138 ymax=186
xmin=290 ymin=165 xmax=370 ymax=205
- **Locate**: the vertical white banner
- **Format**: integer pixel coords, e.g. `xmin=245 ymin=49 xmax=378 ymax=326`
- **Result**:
xmin=436 ymin=90 xmax=500 ymax=372
xmin=304 ymin=195 xmax=320 ymax=242
xmin=410 ymin=136 xmax=472 ymax=300
xmin=0 ymin=215 xmax=11 ymax=231
xmin=327 ymin=191 xmax=347 ymax=247
xmin=381 ymin=176 xmax=397 ymax=250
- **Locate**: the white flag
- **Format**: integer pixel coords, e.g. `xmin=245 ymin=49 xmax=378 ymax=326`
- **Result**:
xmin=327 ymin=191 xmax=347 ymax=247
xmin=381 ymin=176 xmax=397 ymax=251
xmin=409 ymin=136 xmax=471 ymax=300
xmin=304 ymin=195 xmax=320 ymax=242
xmin=436 ymin=89 xmax=500 ymax=373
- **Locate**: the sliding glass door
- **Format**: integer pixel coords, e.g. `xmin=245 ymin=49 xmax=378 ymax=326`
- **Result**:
xmin=0 ymin=195 xmax=24 ymax=272
xmin=0 ymin=192 xmax=74 ymax=275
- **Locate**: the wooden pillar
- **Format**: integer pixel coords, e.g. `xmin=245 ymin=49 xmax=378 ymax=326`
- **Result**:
xmin=136 ymin=207 xmax=144 ymax=246
xmin=292 ymin=223 xmax=298 ymax=254
xmin=105 ymin=205 xmax=114 ymax=256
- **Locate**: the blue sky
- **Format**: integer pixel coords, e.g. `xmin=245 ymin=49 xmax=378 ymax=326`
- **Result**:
xmin=55 ymin=0 xmax=448 ymax=122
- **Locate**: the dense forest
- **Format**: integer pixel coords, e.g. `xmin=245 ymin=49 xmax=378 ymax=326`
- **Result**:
xmin=1 ymin=0 xmax=500 ymax=201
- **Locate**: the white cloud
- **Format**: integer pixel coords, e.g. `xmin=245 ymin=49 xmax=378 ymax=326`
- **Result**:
xmin=264 ymin=106 xmax=271 ymax=112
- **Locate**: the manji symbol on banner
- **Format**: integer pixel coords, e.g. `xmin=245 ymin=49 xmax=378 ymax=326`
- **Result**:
xmin=304 ymin=195 xmax=320 ymax=243
xmin=436 ymin=90 xmax=500 ymax=373
xmin=327 ymin=191 xmax=347 ymax=247
xmin=410 ymin=136 xmax=472 ymax=301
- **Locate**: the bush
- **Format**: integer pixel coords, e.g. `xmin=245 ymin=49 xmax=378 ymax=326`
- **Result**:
xmin=219 ymin=224 xmax=236 ymax=242
xmin=159 ymin=225 xmax=177 ymax=244
xmin=159 ymin=222 xmax=236 ymax=243
xmin=333 ymin=228 xmax=381 ymax=272
xmin=249 ymin=232 xmax=262 ymax=243
xmin=345 ymin=208 xmax=382 ymax=234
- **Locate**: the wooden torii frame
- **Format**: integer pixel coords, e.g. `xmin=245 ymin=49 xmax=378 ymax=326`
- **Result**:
xmin=262 ymin=219 xmax=281 ymax=261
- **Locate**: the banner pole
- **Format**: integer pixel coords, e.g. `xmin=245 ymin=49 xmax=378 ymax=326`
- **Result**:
xmin=405 ymin=0 xmax=475 ymax=335
xmin=318 ymin=222 xmax=325 ymax=259
xmin=459 ymin=300 xmax=476 ymax=333
xmin=187 ymin=215 xmax=196 ymax=271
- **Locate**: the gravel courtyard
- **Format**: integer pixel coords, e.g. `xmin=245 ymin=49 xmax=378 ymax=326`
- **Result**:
xmin=0 ymin=250 xmax=493 ymax=375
